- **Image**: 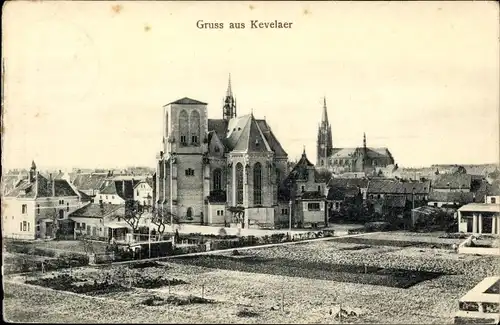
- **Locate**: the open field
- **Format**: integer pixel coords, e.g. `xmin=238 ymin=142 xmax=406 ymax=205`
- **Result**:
xmin=4 ymin=233 xmax=500 ymax=324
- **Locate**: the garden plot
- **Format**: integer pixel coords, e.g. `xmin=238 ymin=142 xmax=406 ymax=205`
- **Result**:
xmin=237 ymin=241 xmax=500 ymax=276
xmin=4 ymin=257 xmax=493 ymax=324
xmin=172 ymin=254 xmax=445 ymax=289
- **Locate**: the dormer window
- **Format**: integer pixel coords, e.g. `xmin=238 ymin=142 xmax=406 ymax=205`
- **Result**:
xmin=214 ymin=147 xmax=220 ymax=153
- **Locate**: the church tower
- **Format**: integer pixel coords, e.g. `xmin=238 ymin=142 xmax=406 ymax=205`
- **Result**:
xmin=223 ymin=74 xmax=237 ymax=120
xmin=316 ymin=97 xmax=333 ymax=167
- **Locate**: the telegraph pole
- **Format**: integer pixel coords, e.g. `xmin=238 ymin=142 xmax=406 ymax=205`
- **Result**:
xmin=288 ymin=200 xmax=292 ymax=231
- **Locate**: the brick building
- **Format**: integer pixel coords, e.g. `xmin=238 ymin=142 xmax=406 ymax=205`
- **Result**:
xmin=154 ymin=76 xmax=288 ymax=228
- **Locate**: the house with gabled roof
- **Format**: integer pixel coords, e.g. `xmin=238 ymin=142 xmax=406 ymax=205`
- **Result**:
xmin=278 ymin=149 xmax=327 ymax=228
xmin=2 ymin=161 xmax=88 ymax=240
xmin=70 ymin=202 xmax=127 ymax=240
xmin=155 ymin=75 xmax=289 ymax=229
xmin=133 ymin=177 xmax=154 ymax=208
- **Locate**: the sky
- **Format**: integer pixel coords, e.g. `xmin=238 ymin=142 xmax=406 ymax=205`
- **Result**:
xmin=2 ymin=1 xmax=499 ymax=171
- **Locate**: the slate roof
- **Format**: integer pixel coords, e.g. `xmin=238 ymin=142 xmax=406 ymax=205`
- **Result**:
xmin=300 ymin=191 xmax=325 ymax=200
xmin=278 ymin=152 xmax=318 ymax=202
xmin=165 ymin=97 xmax=207 ymax=106
xmin=133 ymin=178 xmax=154 ymax=189
xmin=70 ymin=203 xmax=124 ymax=219
xmin=231 ymin=115 xmax=272 ymax=152
xmin=328 ymin=178 xmax=369 ymax=189
xmin=255 ymin=120 xmax=287 ymax=157
xmin=331 ymin=147 xmax=393 ymax=159
xmin=99 ymin=180 xmax=136 ymax=200
xmin=327 ymin=187 xmax=360 ymax=201
xmin=428 ymin=191 xmax=476 ymax=204
xmin=207 ymin=116 xmax=287 ymax=157
xmin=287 ymin=152 xmax=315 ymax=181
xmin=208 ymin=119 xmax=228 ymax=141
xmin=367 ymin=179 xmax=431 ymax=194
xmin=432 ymin=174 xmax=472 ymax=190
xmin=78 ymin=191 xmax=92 ymax=202
xmin=5 ymin=174 xmax=78 ymax=198
xmin=72 ymin=173 xmax=108 ymax=192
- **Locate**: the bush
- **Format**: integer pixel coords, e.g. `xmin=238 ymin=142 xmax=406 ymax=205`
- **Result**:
xmin=237 ymin=309 xmax=260 ymax=317
xmin=364 ymin=221 xmax=391 ymax=232
xmin=132 ymin=276 xmax=187 ymax=289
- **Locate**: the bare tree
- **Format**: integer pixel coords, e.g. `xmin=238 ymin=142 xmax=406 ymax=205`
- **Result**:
xmin=113 ymin=199 xmax=144 ymax=234
xmin=150 ymin=209 xmax=179 ymax=235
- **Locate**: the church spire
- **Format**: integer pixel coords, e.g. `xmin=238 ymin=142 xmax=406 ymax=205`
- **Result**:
xmin=226 ymin=73 xmax=233 ymax=97
xmin=321 ymin=96 xmax=329 ymax=125
xmin=223 ymin=73 xmax=236 ymax=121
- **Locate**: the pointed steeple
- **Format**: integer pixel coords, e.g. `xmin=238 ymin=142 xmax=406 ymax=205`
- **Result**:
xmin=226 ymin=73 xmax=233 ymax=97
xmin=223 ymin=73 xmax=236 ymax=121
xmin=321 ymin=96 xmax=329 ymax=124
xmin=302 ymin=145 xmax=306 ymax=157
xmin=29 ymin=160 xmax=37 ymax=182
xmin=363 ymin=132 xmax=367 ymax=149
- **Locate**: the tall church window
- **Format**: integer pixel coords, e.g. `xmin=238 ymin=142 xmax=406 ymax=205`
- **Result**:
xmin=276 ymin=169 xmax=281 ymax=184
xmin=212 ymin=168 xmax=222 ymax=191
xmin=253 ymin=163 xmax=262 ymax=205
xmin=190 ymin=110 xmax=200 ymax=145
xmin=236 ymin=163 xmax=244 ymax=205
xmin=179 ymin=110 xmax=188 ymax=145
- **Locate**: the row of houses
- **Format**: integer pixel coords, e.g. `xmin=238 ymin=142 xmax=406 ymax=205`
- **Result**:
xmin=2 ymin=162 xmax=154 ymax=240
xmin=2 ymin=159 xmax=499 ymax=240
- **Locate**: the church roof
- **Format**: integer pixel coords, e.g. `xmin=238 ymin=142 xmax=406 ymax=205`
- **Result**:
xmin=208 ymin=115 xmax=283 ymax=155
xmin=256 ymin=120 xmax=288 ymax=157
xmin=208 ymin=119 xmax=228 ymax=141
xmin=165 ymin=97 xmax=207 ymax=106
xmin=331 ymin=147 xmax=393 ymax=159
xmin=231 ymin=115 xmax=272 ymax=152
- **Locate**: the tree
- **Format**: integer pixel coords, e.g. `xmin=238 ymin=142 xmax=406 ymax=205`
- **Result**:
xmin=150 ymin=209 xmax=179 ymax=235
xmin=113 ymin=200 xmax=144 ymax=234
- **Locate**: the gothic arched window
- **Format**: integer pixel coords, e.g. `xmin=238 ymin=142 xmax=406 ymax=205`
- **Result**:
xmin=276 ymin=169 xmax=281 ymax=185
xmin=186 ymin=207 xmax=193 ymax=220
xmin=212 ymin=168 xmax=222 ymax=191
xmin=253 ymin=162 xmax=262 ymax=205
xmin=236 ymin=163 xmax=244 ymax=205
xmin=190 ymin=110 xmax=200 ymax=145
xmin=179 ymin=110 xmax=188 ymax=145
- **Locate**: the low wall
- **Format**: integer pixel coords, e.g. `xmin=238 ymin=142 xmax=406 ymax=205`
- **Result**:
xmin=458 ymin=236 xmax=500 ymax=256
xmin=171 ymin=224 xmax=312 ymax=237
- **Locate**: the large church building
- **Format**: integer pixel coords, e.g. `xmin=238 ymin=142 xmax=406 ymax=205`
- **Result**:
xmin=154 ymin=76 xmax=289 ymax=228
xmin=317 ymin=98 xmax=395 ymax=174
